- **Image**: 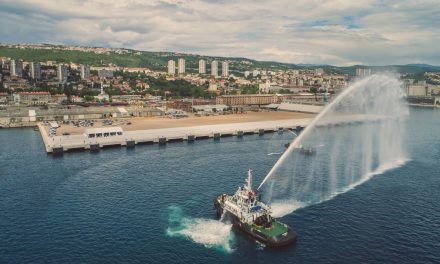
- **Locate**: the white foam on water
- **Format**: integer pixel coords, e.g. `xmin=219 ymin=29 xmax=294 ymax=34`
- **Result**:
xmin=166 ymin=206 xmax=235 ymax=253
xmin=255 ymin=241 xmax=266 ymax=250
xmin=270 ymin=158 xmax=409 ymax=217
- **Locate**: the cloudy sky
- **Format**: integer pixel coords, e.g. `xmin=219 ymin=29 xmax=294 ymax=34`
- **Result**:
xmin=0 ymin=0 xmax=439 ymax=66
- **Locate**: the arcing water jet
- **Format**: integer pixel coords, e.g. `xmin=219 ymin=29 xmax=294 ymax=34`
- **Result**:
xmin=258 ymin=74 xmax=409 ymax=217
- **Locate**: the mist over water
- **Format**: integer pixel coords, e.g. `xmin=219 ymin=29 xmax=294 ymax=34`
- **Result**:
xmin=166 ymin=206 xmax=235 ymax=253
xmin=260 ymin=74 xmax=409 ymax=217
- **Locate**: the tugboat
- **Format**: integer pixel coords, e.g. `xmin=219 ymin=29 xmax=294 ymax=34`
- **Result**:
xmin=284 ymin=143 xmax=316 ymax=155
xmin=297 ymin=145 xmax=316 ymax=155
xmin=214 ymin=170 xmax=297 ymax=247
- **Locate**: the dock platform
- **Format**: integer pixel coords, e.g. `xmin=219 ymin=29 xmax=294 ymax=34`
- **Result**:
xmin=37 ymin=114 xmax=386 ymax=154
xmin=38 ymin=118 xmax=312 ymax=154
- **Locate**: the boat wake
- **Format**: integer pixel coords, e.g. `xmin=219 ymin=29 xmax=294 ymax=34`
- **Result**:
xmin=166 ymin=206 xmax=235 ymax=253
xmin=270 ymin=158 xmax=409 ymax=218
xmin=267 ymin=152 xmax=283 ymax=156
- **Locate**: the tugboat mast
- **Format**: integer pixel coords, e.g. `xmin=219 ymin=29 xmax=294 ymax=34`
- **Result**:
xmin=246 ymin=169 xmax=253 ymax=191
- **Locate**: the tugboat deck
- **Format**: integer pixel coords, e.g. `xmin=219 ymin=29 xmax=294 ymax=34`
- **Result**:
xmin=253 ymin=221 xmax=288 ymax=237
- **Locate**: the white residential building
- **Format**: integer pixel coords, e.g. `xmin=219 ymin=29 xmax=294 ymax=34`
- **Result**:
xmin=208 ymin=83 xmax=218 ymax=92
xmin=222 ymin=61 xmax=229 ymax=77
xmin=178 ymin=58 xmax=185 ymax=74
xmin=211 ymin=60 xmax=218 ymax=77
xmin=57 ymin=64 xmax=68 ymax=83
xmin=10 ymin=60 xmax=23 ymax=77
xmin=199 ymin=59 xmax=206 ymax=74
xmin=259 ymin=82 xmax=270 ymax=93
xmin=356 ymin=68 xmax=372 ymax=77
xmin=80 ymin=64 xmax=90 ymax=79
xmin=168 ymin=60 xmax=176 ymax=75
xmin=30 ymin=62 xmax=41 ymax=80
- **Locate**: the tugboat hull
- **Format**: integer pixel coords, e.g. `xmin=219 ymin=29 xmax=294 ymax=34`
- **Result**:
xmin=214 ymin=194 xmax=297 ymax=247
xmin=235 ymin=217 xmax=298 ymax=247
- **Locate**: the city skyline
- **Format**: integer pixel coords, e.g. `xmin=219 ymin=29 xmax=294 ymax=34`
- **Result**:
xmin=1 ymin=0 xmax=439 ymax=66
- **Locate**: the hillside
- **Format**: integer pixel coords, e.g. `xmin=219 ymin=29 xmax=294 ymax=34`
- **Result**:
xmin=1 ymin=45 xmax=439 ymax=75
xmin=0 ymin=45 xmax=302 ymax=75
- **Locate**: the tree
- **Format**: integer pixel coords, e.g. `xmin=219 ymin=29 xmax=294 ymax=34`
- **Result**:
xmin=64 ymin=83 xmax=75 ymax=100
xmin=240 ymin=84 xmax=259 ymax=94
xmin=279 ymin=89 xmax=292 ymax=94
xmin=84 ymin=95 xmax=95 ymax=102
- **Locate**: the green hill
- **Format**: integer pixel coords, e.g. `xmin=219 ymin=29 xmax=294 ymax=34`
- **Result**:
xmin=1 ymin=45 xmax=439 ymax=76
xmin=0 ymin=46 xmax=302 ymax=75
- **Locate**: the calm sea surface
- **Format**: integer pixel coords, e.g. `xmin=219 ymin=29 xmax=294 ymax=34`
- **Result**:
xmin=0 ymin=108 xmax=439 ymax=263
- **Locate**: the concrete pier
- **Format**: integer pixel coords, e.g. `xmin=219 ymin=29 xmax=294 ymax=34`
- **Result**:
xmin=38 ymin=118 xmax=312 ymax=154
xmin=38 ymin=115 xmax=382 ymax=154
xmin=158 ymin=137 xmax=167 ymax=145
xmin=90 ymin=144 xmax=100 ymax=152
xmin=52 ymin=147 xmax=64 ymax=155
xmin=126 ymin=140 xmax=136 ymax=148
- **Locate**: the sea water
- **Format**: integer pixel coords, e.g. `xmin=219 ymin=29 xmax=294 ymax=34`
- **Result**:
xmin=0 ymin=107 xmax=439 ymax=263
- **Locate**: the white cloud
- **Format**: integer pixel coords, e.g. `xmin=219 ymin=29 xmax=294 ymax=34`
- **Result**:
xmin=0 ymin=0 xmax=439 ymax=65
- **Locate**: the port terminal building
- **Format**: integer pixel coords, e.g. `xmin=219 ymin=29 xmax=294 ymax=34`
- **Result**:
xmin=85 ymin=127 xmax=124 ymax=138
